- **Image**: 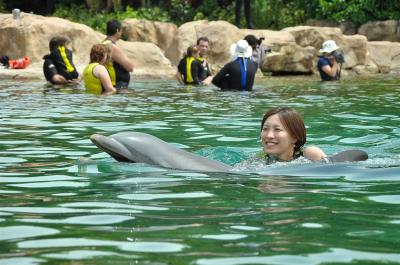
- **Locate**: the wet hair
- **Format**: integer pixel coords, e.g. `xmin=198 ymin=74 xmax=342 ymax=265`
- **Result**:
xmin=106 ymin=19 xmax=121 ymax=36
xmin=260 ymin=106 xmax=306 ymax=153
xmin=196 ymin=36 xmax=209 ymax=45
xmin=184 ymin=45 xmax=199 ymax=58
xmin=89 ymin=44 xmax=111 ymax=64
xmin=49 ymin=36 xmax=68 ymax=51
xmin=244 ymin=35 xmax=264 ymax=48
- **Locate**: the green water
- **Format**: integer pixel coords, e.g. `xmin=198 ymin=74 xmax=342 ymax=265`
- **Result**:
xmin=0 ymin=77 xmax=400 ymax=265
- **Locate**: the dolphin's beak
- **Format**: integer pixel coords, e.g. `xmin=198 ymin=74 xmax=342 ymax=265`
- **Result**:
xmin=90 ymin=134 xmax=134 ymax=162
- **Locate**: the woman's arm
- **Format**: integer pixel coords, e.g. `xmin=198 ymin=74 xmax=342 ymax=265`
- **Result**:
xmin=175 ymin=71 xmax=184 ymax=84
xmin=321 ymin=57 xmax=338 ymax=77
xmin=303 ymin=146 xmax=327 ymax=161
xmin=93 ymin=65 xmax=116 ymax=95
xmin=211 ymin=63 xmax=230 ymax=87
xmin=191 ymin=61 xmax=201 ymax=84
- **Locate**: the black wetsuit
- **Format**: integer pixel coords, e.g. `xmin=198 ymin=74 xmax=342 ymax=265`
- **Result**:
xmin=197 ymin=57 xmax=212 ymax=82
xmin=177 ymin=57 xmax=203 ymax=85
xmin=42 ymin=47 xmax=79 ymax=83
xmin=104 ymin=39 xmax=130 ymax=88
xmin=212 ymin=58 xmax=257 ymax=91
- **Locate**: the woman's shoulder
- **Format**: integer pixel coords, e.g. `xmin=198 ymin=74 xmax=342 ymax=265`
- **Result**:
xmin=92 ymin=63 xmax=107 ymax=76
xmin=303 ymin=146 xmax=326 ymax=161
xmin=192 ymin=59 xmax=202 ymax=66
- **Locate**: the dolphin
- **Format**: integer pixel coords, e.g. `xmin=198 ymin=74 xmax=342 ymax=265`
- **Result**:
xmin=90 ymin=132 xmax=233 ymax=172
xmin=90 ymin=132 xmax=368 ymax=172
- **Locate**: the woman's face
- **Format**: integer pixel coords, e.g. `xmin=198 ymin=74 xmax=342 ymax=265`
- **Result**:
xmin=324 ymin=52 xmax=334 ymax=60
xmin=260 ymin=114 xmax=297 ymax=161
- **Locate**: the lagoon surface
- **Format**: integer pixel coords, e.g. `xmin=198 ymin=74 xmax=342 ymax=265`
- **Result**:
xmin=1 ymin=77 xmax=400 ymax=264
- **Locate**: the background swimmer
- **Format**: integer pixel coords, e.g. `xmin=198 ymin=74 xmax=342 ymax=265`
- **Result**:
xmin=176 ymin=45 xmax=202 ymax=85
xmin=42 ymin=36 xmax=80 ymax=84
xmin=83 ymin=44 xmax=116 ymax=95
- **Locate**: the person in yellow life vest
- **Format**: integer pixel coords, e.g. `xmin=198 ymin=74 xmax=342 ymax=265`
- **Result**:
xmin=83 ymin=44 xmax=116 ymax=96
xmin=42 ymin=37 xmax=80 ymax=84
xmin=102 ymin=19 xmax=134 ymax=89
xmin=176 ymin=45 xmax=202 ymax=85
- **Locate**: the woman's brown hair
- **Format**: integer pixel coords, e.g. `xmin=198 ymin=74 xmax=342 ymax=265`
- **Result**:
xmin=184 ymin=45 xmax=198 ymax=59
xmin=89 ymin=44 xmax=111 ymax=64
xmin=261 ymin=106 xmax=306 ymax=152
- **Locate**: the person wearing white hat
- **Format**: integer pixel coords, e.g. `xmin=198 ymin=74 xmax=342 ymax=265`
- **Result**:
xmin=212 ymin=39 xmax=258 ymax=91
xmin=317 ymin=40 xmax=340 ymax=81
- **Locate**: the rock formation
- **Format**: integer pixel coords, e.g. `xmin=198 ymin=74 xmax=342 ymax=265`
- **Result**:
xmin=0 ymin=13 xmax=174 ymax=78
xmin=1 ymin=14 xmax=400 ymax=80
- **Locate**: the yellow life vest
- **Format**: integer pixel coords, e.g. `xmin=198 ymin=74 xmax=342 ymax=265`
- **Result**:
xmin=83 ymin=63 xmax=102 ymax=94
xmin=185 ymin=56 xmax=195 ymax=83
xmin=101 ymin=40 xmax=116 ymax=86
xmin=58 ymin=46 xmax=75 ymax=73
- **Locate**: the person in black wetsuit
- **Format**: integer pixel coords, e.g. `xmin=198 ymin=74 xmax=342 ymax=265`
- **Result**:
xmin=212 ymin=40 xmax=258 ymax=91
xmin=196 ymin=36 xmax=213 ymax=85
xmin=42 ymin=37 xmax=80 ymax=84
xmin=176 ymin=45 xmax=203 ymax=85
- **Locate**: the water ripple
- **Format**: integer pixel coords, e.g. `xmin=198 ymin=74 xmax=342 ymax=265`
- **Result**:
xmin=196 ymin=248 xmax=400 ymax=265
xmin=0 ymin=225 xmax=59 ymax=241
xmin=42 ymin=250 xmax=122 ymax=260
xmin=118 ymin=191 xmax=214 ymax=200
xmin=18 ymin=238 xmax=186 ymax=253
xmin=18 ymin=214 xmax=134 ymax=225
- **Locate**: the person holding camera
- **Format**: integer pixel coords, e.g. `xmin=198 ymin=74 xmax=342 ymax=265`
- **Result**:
xmin=317 ymin=40 xmax=344 ymax=81
xmin=244 ymin=35 xmax=271 ymax=69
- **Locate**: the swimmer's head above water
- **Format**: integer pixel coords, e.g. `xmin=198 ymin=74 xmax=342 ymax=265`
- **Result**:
xmin=260 ymin=107 xmax=326 ymax=162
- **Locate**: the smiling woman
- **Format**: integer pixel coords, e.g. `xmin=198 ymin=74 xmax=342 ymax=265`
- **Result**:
xmin=260 ymin=106 xmax=327 ymax=163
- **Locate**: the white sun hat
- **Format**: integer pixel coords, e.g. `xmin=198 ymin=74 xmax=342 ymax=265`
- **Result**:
xmin=319 ymin=40 xmax=339 ymax=54
xmin=230 ymin=39 xmax=253 ymax=60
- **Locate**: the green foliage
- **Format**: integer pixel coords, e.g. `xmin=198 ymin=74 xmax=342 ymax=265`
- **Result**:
xmin=193 ymin=0 xmax=235 ymax=23
xmin=51 ymin=0 xmax=400 ymax=31
xmin=252 ymin=0 xmax=307 ymax=29
xmin=162 ymin=0 xmax=235 ymax=26
xmin=53 ymin=4 xmax=111 ymax=32
xmin=319 ymin=0 xmax=367 ymax=24
xmin=0 ymin=0 xmax=5 ymax=12
xmin=169 ymin=0 xmax=195 ymax=25
xmin=53 ymin=4 xmax=169 ymax=33
xmin=137 ymin=7 xmax=170 ymax=22
xmin=319 ymin=0 xmax=400 ymax=26
xmin=203 ymin=1 xmax=235 ymax=23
